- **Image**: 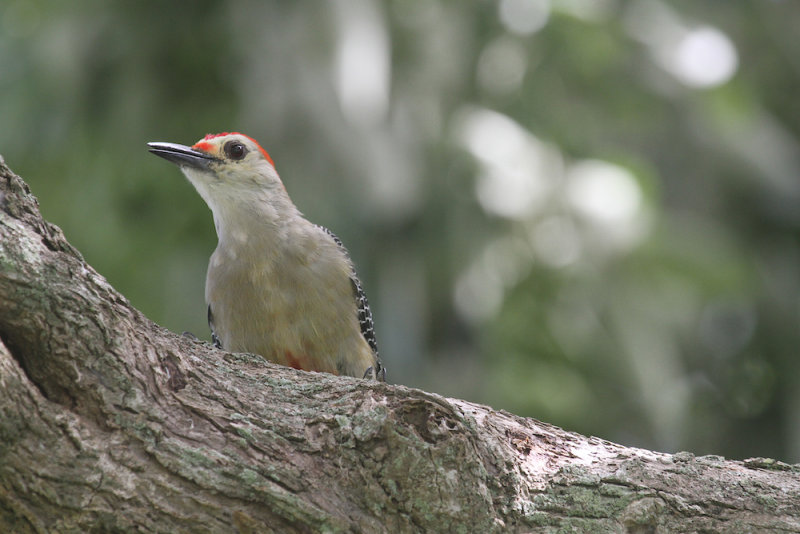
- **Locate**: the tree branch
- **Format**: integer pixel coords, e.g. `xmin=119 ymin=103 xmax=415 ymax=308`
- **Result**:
xmin=1 ymin=155 xmax=798 ymax=533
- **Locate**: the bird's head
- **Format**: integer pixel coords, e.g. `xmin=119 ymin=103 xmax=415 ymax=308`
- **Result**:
xmin=148 ymin=133 xmax=285 ymax=214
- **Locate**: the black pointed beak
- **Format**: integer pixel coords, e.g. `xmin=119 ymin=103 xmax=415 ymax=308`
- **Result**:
xmin=148 ymin=142 xmax=216 ymax=170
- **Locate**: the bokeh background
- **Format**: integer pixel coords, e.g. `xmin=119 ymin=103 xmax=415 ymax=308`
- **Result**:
xmin=3 ymin=0 xmax=800 ymax=462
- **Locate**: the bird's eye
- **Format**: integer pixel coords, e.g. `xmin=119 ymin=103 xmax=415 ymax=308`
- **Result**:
xmin=224 ymin=141 xmax=248 ymax=160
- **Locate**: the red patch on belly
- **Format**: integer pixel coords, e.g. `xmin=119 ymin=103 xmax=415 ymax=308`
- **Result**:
xmin=284 ymin=350 xmax=338 ymax=375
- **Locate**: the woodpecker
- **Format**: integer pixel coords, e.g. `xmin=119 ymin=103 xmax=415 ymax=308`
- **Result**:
xmin=148 ymin=132 xmax=385 ymax=381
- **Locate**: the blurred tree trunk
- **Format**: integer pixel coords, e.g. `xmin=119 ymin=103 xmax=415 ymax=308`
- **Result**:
xmin=1 ymin=156 xmax=798 ymax=534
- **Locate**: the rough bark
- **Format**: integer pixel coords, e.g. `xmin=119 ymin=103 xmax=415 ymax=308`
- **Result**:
xmin=0 ymin=155 xmax=798 ymax=534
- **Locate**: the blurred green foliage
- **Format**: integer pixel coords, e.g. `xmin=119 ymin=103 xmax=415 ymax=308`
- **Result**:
xmin=3 ymin=0 xmax=800 ymax=462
